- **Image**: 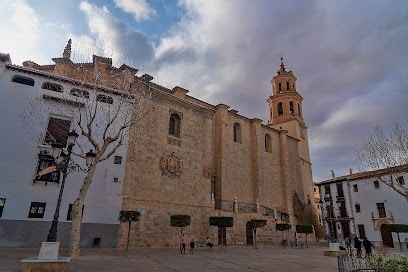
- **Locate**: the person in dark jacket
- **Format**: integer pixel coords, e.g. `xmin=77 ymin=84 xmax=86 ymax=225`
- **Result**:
xmin=189 ymin=239 xmax=195 ymax=254
xmin=362 ymin=237 xmax=375 ymax=257
xmin=354 ymin=236 xmax=362 ymax=257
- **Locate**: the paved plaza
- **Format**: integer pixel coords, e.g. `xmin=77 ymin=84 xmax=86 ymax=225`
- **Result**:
xmin=1 ymin=245 xmax=339 ymax=272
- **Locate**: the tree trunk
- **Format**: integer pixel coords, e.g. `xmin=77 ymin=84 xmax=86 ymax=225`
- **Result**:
xmin=306 ymin=234 xmax=308 ymax=248
xmin=69 ymin=165 xmax=97 ymax=257
xmin=253 ymin=229 xmax=257 ymax=249
xmin=397 ymin=233 xmax=402 ymax=251
xmin=126 ymin=221 xmax=131 ymax=252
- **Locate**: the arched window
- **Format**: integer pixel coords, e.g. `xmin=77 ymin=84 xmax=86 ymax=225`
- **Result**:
xmin=96 ymin=94 xmax=113 ymax=104
xmin=70 ymin=88 xmax=89 ymax=99
xmin=278 ymin=83 xmax=282 ymax=92
xmin=233 ymin=123 xmax=242 ymax=143
xmin=265 ymin=134 xmax=272 ymax=152
xmin=169 ymin=113 xmax=181 ymax=137
xmin=277 ymin=102 xmax=283 ymax=116
xmin=42 ymin=82 xmax=63 ymax=93
xmin=12 ymin=75 xmax=35 ymax=86
xmin=289 ymin=101 xmax=294 ymax=114
xmin=286 ymin=81 xmax=289 ymax=90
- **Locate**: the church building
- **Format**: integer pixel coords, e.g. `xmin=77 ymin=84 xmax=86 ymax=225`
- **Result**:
xmin=1 ymin=40 xmax=320 ymax=248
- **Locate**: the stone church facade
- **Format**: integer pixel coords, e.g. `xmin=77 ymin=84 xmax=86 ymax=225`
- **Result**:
xmin=23 ymin=40 xmax=321 ymax=248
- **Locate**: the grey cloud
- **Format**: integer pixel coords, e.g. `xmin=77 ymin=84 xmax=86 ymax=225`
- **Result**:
xmin=86 ymin=0 xmax=408 ymax=181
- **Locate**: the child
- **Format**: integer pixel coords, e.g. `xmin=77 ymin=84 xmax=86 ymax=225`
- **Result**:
xmin=190 ymin=239 xmax=195 ymax=254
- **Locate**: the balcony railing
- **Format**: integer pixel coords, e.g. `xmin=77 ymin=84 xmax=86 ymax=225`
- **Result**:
xmin=371 ymin=210 xmax=393 ymax=219
xmin=214 ymin=199 xmax=234 ymax=212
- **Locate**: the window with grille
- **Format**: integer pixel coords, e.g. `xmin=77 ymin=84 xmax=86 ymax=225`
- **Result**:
xmin=12 ymin=75 xmax=35 ymax=86
xmin=70 ymin=88 xmax=89 ymax=99
xmin=353 ymin=184 xmax=358 ymax=192
xmin=96 ymin=94 xmax=113 ymax=104
xmin=114 ymin=156 xmax=122 ymax=165
xmin=373 ymin=180 xmax=380 ymax=189
xmin=42 ymin=82 xmax=63 ymax=93
xmin=355 ymin=204 xmax=361 ymax=213
xmin=28 ymin=202 xmax=46 ymax=218
xmin=44 ymin=117 xmax=71 ymax=146
xmin=34 ymin=152 xmax=60 ymax=183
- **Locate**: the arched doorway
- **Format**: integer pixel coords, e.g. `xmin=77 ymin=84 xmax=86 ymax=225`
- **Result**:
xmin=380 ymin=224 xmax=394 ymax=247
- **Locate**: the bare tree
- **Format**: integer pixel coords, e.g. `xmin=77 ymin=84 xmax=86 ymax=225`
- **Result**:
xmin=21 ymin=71 xmax=152 ymax=257
xmin=355 ymin=122 xmax=408 ymax=200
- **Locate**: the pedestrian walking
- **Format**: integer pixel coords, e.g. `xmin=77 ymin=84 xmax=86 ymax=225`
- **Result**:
xmin=362 ymin=237 xmax=375 ymax=257
xmin=354 ymin=236 xmax=362 ymax=258
xmin=345 ymin=237 xmax=352 ymax=255
xmin=180 ymin=233 xmax=187 ymax=254
xmin=190 ymin=239 xmax=195 ymax=254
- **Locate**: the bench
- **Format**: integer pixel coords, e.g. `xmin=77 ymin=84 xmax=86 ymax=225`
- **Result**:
xmin=196 ymin=241 xmax=208 ymax=247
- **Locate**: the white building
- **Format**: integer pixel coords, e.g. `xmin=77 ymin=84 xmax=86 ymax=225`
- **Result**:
xmin=316 ymin=165 xmax=408 ymax=249
xmin=0 ymin=54 xmax=132 ymax=248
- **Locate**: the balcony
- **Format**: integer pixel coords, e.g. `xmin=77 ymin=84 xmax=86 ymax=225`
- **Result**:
xmin=371 ymin=210 xmax=394 ymax=220
xmin=371 ymin=210 xmax=395 ymax=231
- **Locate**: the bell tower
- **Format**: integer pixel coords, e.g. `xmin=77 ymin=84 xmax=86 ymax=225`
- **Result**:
xmin=267 ymin=57 xmax=314 ymax=213
xmin=267 ymin=58 xmax=308 ymax=147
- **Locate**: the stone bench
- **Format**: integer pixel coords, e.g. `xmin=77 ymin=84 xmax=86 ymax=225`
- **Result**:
xmin=196 ymin=241 xmax=208 ymax=247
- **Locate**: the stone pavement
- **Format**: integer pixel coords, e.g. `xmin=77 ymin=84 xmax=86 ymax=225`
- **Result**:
xmin=1 ymin=245 xmax=339 ymax=272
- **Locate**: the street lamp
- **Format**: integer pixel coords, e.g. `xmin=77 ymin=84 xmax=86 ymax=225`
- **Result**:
xmin=46 ymin=130 xmax=96 ymax=242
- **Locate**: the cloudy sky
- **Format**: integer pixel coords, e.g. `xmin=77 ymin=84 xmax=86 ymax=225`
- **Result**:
xmin=1 ymin=0 xmax=407 ymax=182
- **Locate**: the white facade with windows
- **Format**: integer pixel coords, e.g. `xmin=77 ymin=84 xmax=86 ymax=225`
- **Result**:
xmin=0 ymin=56 xmax=130 ymax=247
xmin=316 ymin=165 xmax=408 ymax=250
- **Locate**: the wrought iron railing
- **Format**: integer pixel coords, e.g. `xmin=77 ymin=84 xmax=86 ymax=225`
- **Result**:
xmin=214 ymin=199 xmax=234 ymax=212
xmin=237 ymin=201 xmax=257 ymax=213
xmin=337 ymin=254 xmax=408 ymax=272
xmin=371 ymin=210 xmax=392 ymax=219
xmin=213 ymin=198 xmax=288 ymax=221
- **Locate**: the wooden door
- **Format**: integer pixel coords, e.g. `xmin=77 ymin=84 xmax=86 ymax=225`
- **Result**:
xmin=218 ymin=227 xmax=226 ymax=245
xmin=246 ymin=222 xmax=253 ymax=245
xmin=381 ymin=224 xmax=394 ymax=247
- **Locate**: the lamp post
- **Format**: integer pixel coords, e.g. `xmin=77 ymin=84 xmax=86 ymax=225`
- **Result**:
xmin=46 ymin=130 xmax=96 ymax=242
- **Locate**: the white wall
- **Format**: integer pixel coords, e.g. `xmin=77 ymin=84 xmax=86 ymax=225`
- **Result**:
xmin=0 ymin=62 xmax=129 ymax=246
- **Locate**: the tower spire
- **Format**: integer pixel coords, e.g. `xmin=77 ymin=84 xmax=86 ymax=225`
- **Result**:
xmin=63 ymin=39 xmax=72 ymax=59
xmin=279 ymin=52 xmax=286 ymax=74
